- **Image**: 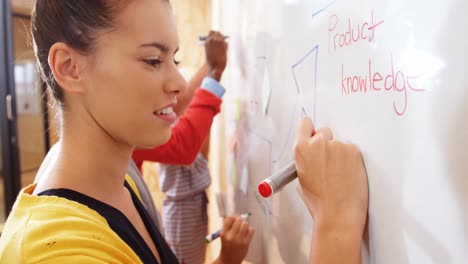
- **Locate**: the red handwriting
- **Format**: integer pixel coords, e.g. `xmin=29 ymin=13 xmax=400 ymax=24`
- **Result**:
xmin=341 ymin=54 xmax=424 ymax=116
xmin=329 ymin=10 xmax=384 ymax=52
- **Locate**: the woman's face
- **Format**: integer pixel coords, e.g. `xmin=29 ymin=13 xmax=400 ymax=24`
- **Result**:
xmin=80 ymin=0 xmax=186 ymax=149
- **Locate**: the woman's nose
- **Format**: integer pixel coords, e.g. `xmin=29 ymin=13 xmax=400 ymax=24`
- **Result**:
xmin=164 ymin=64 xmax=187 ymax=95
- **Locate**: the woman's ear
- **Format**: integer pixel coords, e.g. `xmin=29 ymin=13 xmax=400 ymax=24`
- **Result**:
xmin=48 ymin=42 xmax=86 ymax=94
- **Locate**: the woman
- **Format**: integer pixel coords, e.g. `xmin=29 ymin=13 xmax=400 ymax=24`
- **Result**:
xmin=0 ymin=1 xmax=253 ymax=263
xmin=0 ymin=0 xmax=369 ymax=263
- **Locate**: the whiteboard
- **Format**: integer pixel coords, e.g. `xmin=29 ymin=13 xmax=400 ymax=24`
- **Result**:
xmin=213 ymin=0 xmax=468 ymax=263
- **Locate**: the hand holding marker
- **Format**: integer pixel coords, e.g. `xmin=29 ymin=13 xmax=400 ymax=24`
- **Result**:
xmin=205 ymin=213 xmax=251 ymax=243
xmin=258 ymin=162 xmax=297 ymax=198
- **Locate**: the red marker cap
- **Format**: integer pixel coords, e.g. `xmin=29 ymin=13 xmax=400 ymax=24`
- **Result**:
xmin=258 ymin=181 xmax=273 ymax=198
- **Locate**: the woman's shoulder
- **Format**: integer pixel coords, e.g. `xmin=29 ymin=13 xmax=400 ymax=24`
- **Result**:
xmin=0 ymin=185 xmax=142 ymax=263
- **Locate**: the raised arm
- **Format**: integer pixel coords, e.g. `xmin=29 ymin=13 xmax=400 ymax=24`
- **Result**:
xmin=200 ymin=133 xmax=210 ymax=159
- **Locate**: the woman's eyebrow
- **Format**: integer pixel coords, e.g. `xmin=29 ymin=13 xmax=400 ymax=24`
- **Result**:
xmin=139 ymin=42 xmax=170 ymax=53
xmin=140 ymin=42 xmax=179 ymax=55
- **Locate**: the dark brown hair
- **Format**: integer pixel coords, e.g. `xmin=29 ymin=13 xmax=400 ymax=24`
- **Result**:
xmin=31 ymin=0 xmax=129 ymax=106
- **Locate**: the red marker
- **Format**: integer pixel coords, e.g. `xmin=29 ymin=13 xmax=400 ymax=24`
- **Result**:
xmin=258 ymin=162 xmax=297 ymax=198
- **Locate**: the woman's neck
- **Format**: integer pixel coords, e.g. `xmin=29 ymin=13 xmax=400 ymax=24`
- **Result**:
xmin=35 ymin=111 xmax=134 ymax=202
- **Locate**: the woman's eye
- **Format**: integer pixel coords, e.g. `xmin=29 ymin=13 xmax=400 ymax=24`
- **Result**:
xmin=144 ymin=59 xmax=163 ymax=67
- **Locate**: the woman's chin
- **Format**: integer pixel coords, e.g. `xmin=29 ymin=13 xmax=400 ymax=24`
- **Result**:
xmin=136 ymin=131 xmax=171 ymax=149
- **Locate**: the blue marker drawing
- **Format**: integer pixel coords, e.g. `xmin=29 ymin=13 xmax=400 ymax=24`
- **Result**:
xmin=312 ymin=0 xmax=337 ymax=17
xmin=230 ymin=45 xmax=320 ymax=219
xmin=292 ymin=45 xmax=319 ymax=122
xmin=245 ymin=45 xmax=319 ymax=164
xmin=301 ymin=107 xmax=307 ymax=117
xmin=269 ymin=45 xmax=318 ymax=163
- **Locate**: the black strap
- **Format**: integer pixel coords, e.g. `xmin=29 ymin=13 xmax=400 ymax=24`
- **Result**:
xmin=38 ymin=181 xmax=179 ymax=264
